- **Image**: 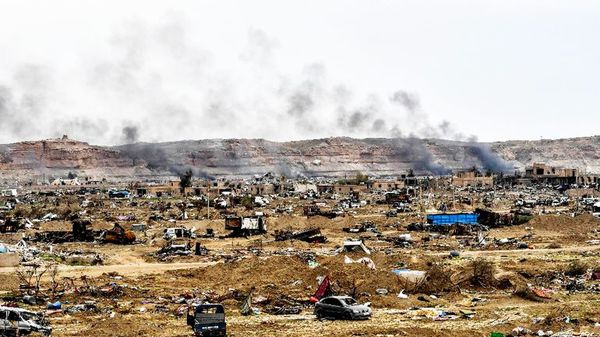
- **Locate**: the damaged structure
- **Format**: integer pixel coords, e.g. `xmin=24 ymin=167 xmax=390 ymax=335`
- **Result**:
xmin=224 ymin=215 xmax=267 ymax=236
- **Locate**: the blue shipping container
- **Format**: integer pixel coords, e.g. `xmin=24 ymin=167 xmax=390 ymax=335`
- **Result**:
xmin=426 ymin=213 xmax=479 ymax=226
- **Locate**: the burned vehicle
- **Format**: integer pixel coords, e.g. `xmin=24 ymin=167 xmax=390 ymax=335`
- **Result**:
xmin=187 ymin=303 xmax=226 ymax=337
xmin=100 ymin=223 xmax=136 ymax=244
xmin=108 ymin=189 xmax=130 ymax=199
xmin=313 ymin=296 xmax=371 ymax=320
xmin=0 ymin=306 xmax=52 ymax=336
xmin=224 ymin=215 xmax=267 ymax=236
xmin=164 ymin=227 xmax=195 ymax=240
xmin=274 ymin=227 xmax=327 ymax=243
xmin=157 ymin=239 xmax=193 ymax=258
xmin=303 ymin=205 xmax=344 ymax=219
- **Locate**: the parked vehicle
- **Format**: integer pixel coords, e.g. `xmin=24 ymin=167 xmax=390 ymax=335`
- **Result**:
xmin=313 ymin=296 xmax=372 ymax=320
xmin=0 ymin=306 xmax=52 ymax=336
xmin=187 ymin=304 xmax=226 ymax=337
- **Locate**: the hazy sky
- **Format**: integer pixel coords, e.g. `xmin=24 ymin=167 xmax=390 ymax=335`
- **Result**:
xmin=0 ymin=0 xmax=598 ymax=145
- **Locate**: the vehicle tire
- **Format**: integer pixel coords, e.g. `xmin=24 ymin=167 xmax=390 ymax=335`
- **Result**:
xmin=315 ymin=310 xmax=323 ymax=319
xmin=343 ymin=312 xmax=352 ymax=320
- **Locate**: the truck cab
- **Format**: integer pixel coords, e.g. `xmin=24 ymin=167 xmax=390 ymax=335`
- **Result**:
xmin=187 ymin=304 xmax=226 ymax=337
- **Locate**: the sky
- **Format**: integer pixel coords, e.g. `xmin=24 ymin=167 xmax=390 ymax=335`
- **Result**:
xmin=0 ymin=0 xmax=598 ymax=145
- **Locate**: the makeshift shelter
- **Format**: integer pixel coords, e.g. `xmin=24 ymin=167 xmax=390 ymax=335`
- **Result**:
xmin=341 ymin=240 xmax=371 ymax=254
xmin=310 ymin=276 xmax=332 ymax=303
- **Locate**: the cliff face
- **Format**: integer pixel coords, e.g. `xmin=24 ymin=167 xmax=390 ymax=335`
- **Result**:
xmin=1 ymin=136 xmax=600 ymax=179
xmin=490 ymin=136 xmax=600 ymax=173
xmin=115 ymin=138 xmax=461 ymax=177
xmin=113 ymin=136 xmax=600 ymax=177
xmin=0 ymin=139 xmax=135 ymax=170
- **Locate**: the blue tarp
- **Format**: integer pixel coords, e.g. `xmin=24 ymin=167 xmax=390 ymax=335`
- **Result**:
xmin=426 ymin=213 xmax=479 ymax=226
xmin=47 ymin=301 xmax=61 ymax=310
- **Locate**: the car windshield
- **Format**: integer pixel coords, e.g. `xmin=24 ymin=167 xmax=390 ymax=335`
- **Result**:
xmin=20 ymin=311 xmax=41 ymax=322
xmin=342 ymin=298 xmax=357 ymax=305
xmin=198 ymin=305 xmax=224 ymax=314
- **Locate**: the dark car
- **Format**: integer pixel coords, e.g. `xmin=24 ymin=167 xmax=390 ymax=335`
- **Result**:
xmin=314 ymin=296 xmax=372 ymax=320
xmin=187 ymin=304 xmax=226 ymax=337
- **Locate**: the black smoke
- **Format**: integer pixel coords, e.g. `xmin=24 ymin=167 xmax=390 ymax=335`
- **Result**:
xmin=119 ymin=143 xmax=170 ymax=170
xmin=0 ymin=19 xmax=496 ymax=149
xmin=467 ymin=144 xmax=512 ymax=173
xmin=390 ymin=137 xmax=452 ymax=175
xmin=170 ymin=164 xmax=215 ymax=180
xmin=287 ymin=90 xmax=314 ymax=117
xmin=0 ymin=17 xmax=515 ymax=177
xmin=122 ymin=126 xmax=139 ymax=143
xmin=390 ymin=90 xmax=420 ymax=113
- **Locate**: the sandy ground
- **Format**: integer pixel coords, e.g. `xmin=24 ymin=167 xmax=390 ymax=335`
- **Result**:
xmin=1 ymin=193 xmax=599 ymax=337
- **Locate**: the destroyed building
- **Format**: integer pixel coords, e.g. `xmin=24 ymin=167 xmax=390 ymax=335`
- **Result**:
xmin=317 ymin=183 xmax=368 ymax=195
xmin=452 ymin=170 xmax=494 ymax=188
xmin=224 ymin=215 xmax=267 ymax=236
xmin=247 ymin=183 xmax=279 ymax=195
xmin=136 ymin=181 xmax=195 ymax=197
xmin=525 ymin=163 xmax=578 ymax=184
xmin=369 ymin=179 xmax=406 ymax=191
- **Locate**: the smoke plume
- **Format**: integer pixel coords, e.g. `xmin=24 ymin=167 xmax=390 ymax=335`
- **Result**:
xmin=0 ymin=16 xmax=513 ymax=175
xmin=467 ymin=144 xmax=513 ymax=173
xmin=0 ymin=17 xmax=477 ymax=146
xmin=122 ymin=126 xmax=139 ymax=143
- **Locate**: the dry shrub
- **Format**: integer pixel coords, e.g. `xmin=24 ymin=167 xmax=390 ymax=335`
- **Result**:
xmin=468 ymin=259 xmax=496 ymax=288
xmin=411 ymin=262 xmax=456 ymax=294
xmin=58 ymin=205 xmax=81 ymax=219
xmin=564 ymin=260 xmax=588 ymax=277
xmin=450 ymin=259 xmax=497 ymax=290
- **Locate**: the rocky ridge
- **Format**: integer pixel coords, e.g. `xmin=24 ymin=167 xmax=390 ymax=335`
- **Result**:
xmin=0 ymin=136 xmax=599 ymax=179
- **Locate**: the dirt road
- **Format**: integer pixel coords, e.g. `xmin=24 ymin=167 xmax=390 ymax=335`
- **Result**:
xmin=2 ymin=244 xmax=597 ymax=278
xmin=0 ymin=260 xmax=217 ymax=278
xmin=446 ymin=244 xmax=600 ymax=257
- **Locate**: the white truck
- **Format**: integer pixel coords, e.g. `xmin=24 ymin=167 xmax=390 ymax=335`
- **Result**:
xmin=224 ymin=215 xmax=267 ymax=236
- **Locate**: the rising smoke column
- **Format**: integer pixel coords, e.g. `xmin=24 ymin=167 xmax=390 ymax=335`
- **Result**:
xmin=466 ymin=143 xmax=513 ymax=173
xmin=0 ymin=16 xmax=514 ymax=176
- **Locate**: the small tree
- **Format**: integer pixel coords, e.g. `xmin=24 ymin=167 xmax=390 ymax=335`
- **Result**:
xmin=240 ymin=195 xmax=254 ymax=209
xmin=48 ymin=263 xmax=61 ymax=300
xmin=355 ymin=172 xmax=369 ymax=184
xmin=16 ymin=263 xmax=49 ymax=297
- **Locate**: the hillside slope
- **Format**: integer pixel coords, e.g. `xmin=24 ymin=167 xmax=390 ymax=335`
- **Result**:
xmin=0 ymin=136 xmax=599 ymax=179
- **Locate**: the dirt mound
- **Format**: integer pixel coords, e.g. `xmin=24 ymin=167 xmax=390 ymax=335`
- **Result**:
xmin=168 ymin=254 xmax=406 ymax=302
xmin=523 ymin=214 xmax=600 ymax=234
xmin=0 ymin=273 xmax=20 ymax=292
xmin=316 ymin=255 xmax=404 ymax=296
